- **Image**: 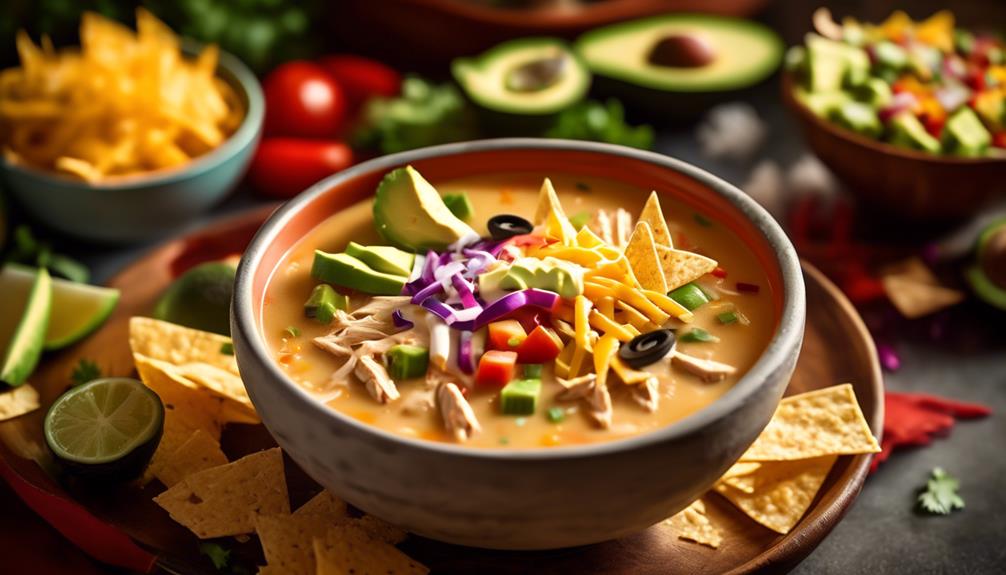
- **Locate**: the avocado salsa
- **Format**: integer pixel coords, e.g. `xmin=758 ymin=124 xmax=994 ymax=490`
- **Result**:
xmin=262 ymin=170 xmax=774 ymax=448
xmin=789 ymin=9 xmax=1006 ymax=156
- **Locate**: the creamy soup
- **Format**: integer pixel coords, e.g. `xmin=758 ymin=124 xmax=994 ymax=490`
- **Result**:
xmin=262 ymin=170 xmax=775 ymax=448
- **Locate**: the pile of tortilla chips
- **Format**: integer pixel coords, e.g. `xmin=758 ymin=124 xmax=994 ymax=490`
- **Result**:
xmin=0 ymin=383 xmax=40 ymax=422
xmin=129 ymin=317 xmax=428 ymax=574
xmin=666 ymin=384 xmax=880 ymax=547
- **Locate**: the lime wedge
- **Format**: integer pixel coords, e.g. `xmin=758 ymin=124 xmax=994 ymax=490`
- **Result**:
xmin=0 ymin=263 xmax=119 ymax=350
xmin=0 ymin=266 xmax=51 ymax=386
xmin=45 ymin=377 xmax=164 ymax=480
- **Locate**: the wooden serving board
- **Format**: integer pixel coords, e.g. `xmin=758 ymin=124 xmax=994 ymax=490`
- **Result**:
xmin=0 ymin=206 xmax=883 ymax=574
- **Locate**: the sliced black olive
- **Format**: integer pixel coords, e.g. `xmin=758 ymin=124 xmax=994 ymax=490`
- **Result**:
xmin=488 ymin=214 xmax=534 ymax=241
xmin=505 ymin=52 xmax=568 ymax=93
xmin=619 ymin=329 xmax=676 ymax=369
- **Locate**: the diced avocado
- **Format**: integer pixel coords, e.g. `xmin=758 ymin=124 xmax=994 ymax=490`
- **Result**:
xmin=311 ymin=251 xmax=406 ymax=296
xmin=500 ymin=378 xmax=541 ymax=415
xmin=372 ymin=166 xmax=477 ymax=252
xmin=943 ymin=107 xmax=992 ymax=157
xmin=452 ymin=38 xmax=590 ymax=116
xmin=668 ymin=282 xmax=709 ymax=311
xmin=345 ymin=242 xmax=415 ymax=277
xmin=854 ymin=78 xmax=893 ymax=108
xmin=872 ymin=41 xmax=908 ymax=72
xmin=805 ymin=34 xmax=868 ymax=92
xmin=832 ymin=101 xmax=882 ymax=138
xmin=478 ymin=257 xmax=584 ymax=299
xmin=954 ymin=29 xmax=976 ymax=55
xmin=797 ymin=89 xmax=852 ymax=118
xmin=908 ymin=43 xmax=942 ymax=81
xmin=387 ymin=344 xmax=429 ymax=380
xmin=442 ymin=193 xmax=474 ymax=221
xmin=523 ymin=364 xmax=544 ymax=378
xmin=888 ymin=112 xmax=941 ymax=153
xmin=304 ymin=284 xmax=347 ymax=325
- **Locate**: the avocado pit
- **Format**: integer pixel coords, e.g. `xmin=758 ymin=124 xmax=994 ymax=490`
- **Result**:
xmin=506 ymin=52 xmax=568 ymax=93
xmin=647 ymin=34 xmax=717 ymax=68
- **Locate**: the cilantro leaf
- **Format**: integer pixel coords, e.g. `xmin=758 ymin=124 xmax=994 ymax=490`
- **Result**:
xmin=198 ymin=542 xmax=231 ymax=570
xmin=917 ymin=467 xmax=965 ymax=515
xmin=70 ymin=359 xmax=102 ymax=387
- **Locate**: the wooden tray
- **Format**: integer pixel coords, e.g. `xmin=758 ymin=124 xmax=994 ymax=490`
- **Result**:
xmin=0 ymin=206 xmax=883 ymax=574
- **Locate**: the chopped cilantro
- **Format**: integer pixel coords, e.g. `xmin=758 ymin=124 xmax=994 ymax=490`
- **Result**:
xmin=679 ymin=328 xmax=719 ymax=343
xmin=70 ymin=359 xmax=102 ymax=387
xmin=284 ymin=326 xmax=301 ymax=339
xmin=546 ymin=407 xmax=565 ymax=423
xmin=693 ymin=213 xmax=713 ymax=227
xmin=198 ymin=541 xmax=231 ymax=570
xmin=569 ymin=211 xmax=592 ymax=230
xmin=220 ymin=342 xmax=234 ymax=356
xmin=917 ymin=467 xmax=965 ymax=515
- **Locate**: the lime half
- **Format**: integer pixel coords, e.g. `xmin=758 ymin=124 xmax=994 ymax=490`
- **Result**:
xmin=45 ymin=377 xmax=164 ymax=480
xmin=1 ymin=263 xmax=119 ymax=350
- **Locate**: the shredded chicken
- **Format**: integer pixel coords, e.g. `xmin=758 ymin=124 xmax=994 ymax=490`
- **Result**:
xmin=672 ymin=352 xmax=737 ymax=383
xmin=400 ymin=389 xmax=435 ymax=416
xmin=592 ymin=209 xmax=614 ymax=245
xmin=630 ymin=376 xmax=660 ymax=412
xmin=355 ymin=355 xmax=399 ymax=403
xmin=587 ymin=382 xmax=613 ymax=429
xmin=614 ymin=208 xmax=633 ymax=248
xmin=556 ymin=374 xmax=596 ymax=401
xmin=436 ymin=382 xmax=481 ymax=441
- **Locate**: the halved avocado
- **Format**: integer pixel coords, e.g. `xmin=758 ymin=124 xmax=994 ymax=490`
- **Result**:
xmin=452 ymin=37 xmax=590 ymax=116
xmin=966 ymin=219 xmax=1006 ymax=311
xmin=574 ymin=14 xmax=783 ymax=119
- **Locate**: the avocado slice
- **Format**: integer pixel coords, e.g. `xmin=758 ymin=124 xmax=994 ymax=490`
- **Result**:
xmin=805 ymin=34 xmax=869 ymax=92
xmin=452 ymin=37 xmax=590 ymax=116
xmin=372 ymin=166 xmax=477 ymax=252
xmin=966 ymin=219 xmax=1006 ymax=311
xmin=943 ymin=107 xmax=992 ymax=157
xmin=576 ymin=14 xmax=782 ymax=93
xmin=311 ymin=251 xmax=406 ymax=296
xmin=345 ymin=242 xmax=415 ymax=277
xmin=888 ymin=112 xmax=941 ymax=153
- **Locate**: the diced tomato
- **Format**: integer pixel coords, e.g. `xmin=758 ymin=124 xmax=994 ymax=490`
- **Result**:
xmin=712 ymin=266 xmax=728 ymax=279
xmin=516 ymin=326 xmax=563 ymax=364
xmin=503 ymin=234 xmax=550 ymax=250
xmin=994 ymin=132 xmax=1006 ymax=149
xmin=475 ymin=350 xmax=518 ymax=388
xmin=488 ymin=320 xmax=526 ymax=351
xmin=922 ymin=115 xmax=946 ymax=138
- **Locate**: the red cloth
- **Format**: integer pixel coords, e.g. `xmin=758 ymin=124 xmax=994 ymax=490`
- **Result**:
xmin=872 ymin=392 xmax=992 ymax=472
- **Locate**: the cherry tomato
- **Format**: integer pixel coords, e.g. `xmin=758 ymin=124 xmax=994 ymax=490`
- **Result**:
xmin=317 ymin=55 xmax=401 ymax=111
xmin=247 ymin=138 xmax=353 ymax=199
xmin=263 ymin=61 xmax=347 ymax=138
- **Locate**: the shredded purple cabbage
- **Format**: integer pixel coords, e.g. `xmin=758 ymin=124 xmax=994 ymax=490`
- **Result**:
xmin=458 ymin=331 xmax=475 ymax=374
xmin=392 ymin=309 xmax=414 ymax=330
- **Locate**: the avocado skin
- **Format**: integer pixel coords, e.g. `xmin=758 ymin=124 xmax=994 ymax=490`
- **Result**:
xmin=372 ymin=166 xmax=476 ymax=252
xmin=967 ymin=220 xmax=1006 ymax=311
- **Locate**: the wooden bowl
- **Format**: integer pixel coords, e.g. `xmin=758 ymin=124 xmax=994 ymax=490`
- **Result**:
xmin=782 ymin=72 xmax=1006 ymax=222
xmin=329 ymin=0 xmax=769 ymax=70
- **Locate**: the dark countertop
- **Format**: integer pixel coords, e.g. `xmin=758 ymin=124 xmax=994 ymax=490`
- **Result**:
xmin=3 ymin=0 xmax=1005 ymax=572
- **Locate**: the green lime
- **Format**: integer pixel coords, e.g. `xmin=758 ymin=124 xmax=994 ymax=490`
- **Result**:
xmin=1 ymin=263 xmax=119 ymax=350
xmin=153 ymin=261 xmax=236 ymax=335
xmin=0 ymin=266 xmax=51 ymax=386
xmin=45 ymin=377 xmax=164 ymax=480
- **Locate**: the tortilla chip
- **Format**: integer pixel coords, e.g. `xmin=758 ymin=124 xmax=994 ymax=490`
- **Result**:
xmin=714 ymin=455 xmax=837 ymax=534
xmin=0 ymin=384 xmax=40 ymax=421
xmin=665 ymin=499 xmax=722 ymax=548
xmin=149 ymin=428 xmax=228 ymax=488
xmin=533 ymin=178 xmax=576 ymax=245
xmin=314 ymin=524 xmax=428 ymax=575
xmin=129 ymin=317 xmax=239 ymax=376
xmin=624 ymin=221 xmax=668 ymax=293
xmin=294 ymin=490 xmax=348 ymax=520
xmin=717 ymin=461 xmax=762 ymax=493
xmin=740 ymin=384 xmax=880 ymax=461
xmin=140 ymin=411 xmax=200 ymax=485
xmin=353 ymin=514 xmax=409 ymax=545
xmin=178 ymin=362 xmax=259 ymax=423
xmin=639 ymin=191 xmax=673 ymax=248
xmin=256 ymin=513 xmax=333 ymax=575
xmin=153 ymin=448 xmax=289 ymax=538
xmin=657 ymin=245 xmax=718 ymax=291
xmin=135 ymin=356 xmax=223 ymax=439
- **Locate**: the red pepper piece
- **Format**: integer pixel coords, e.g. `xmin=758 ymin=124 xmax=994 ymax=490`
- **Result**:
xmin=871 ymin=392 xmax=992 ymax=472
xmin=475 ymin=350 xmax=518 ymax=388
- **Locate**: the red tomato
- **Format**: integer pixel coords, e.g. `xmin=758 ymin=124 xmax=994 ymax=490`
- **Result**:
xmin=994 ymin=132 xmax=1006 ymax=149
xmin=247 ymin=138 xmax=353 ymax=199
xmin=263 ymin=61 xmax=347 ymax=138
xmin=487 ymin=320 xmax=526 ymax=351
xmin=516 ymin=326 xmax=563 ymax=363
xmin=317 ymin=55 xmax=401 ymax=111
xmin=475 ymin=350 xmax=518 ymax=388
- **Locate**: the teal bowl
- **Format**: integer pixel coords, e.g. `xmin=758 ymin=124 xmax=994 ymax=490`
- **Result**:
xmin=0 ymin=45 xmax=264 ymax=243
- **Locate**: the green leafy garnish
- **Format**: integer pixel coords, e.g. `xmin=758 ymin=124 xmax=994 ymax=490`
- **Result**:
xmin=198 ymin=541 xmax=231 ymax=570
xmin=70 ymin=359 xmax=102 ymax=387
xmin=546 ymin=406 xmax=565 ymax=423
xmin=568 ymin=211 xmax=592 ymax=230
xmin=544 ymin=99 xmax=654 ymax=150
xmin=917 ymin=467 xmax=965 ymax=515
xmin=5 ymin=225 xmax=89 ymax=283
xmin=284 ymin=326 xmax=301 ymax=339
xmin=220 ymin=342 xmax=234 ymax=356
xmin=679 ymin=328 xmax=719 ymax=343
